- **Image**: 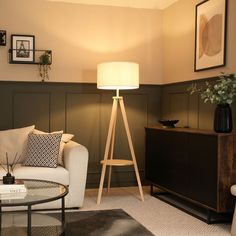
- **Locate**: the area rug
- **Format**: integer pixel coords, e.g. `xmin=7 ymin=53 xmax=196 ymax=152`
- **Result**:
xmin=52 ymin=209 xmax=154 ymax=236
xmin=1 ymin=209 xmax=153 ymax=235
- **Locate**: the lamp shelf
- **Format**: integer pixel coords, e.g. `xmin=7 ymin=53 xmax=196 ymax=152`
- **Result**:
xmin=8 ymin=49 xmax=52 ymax=65
xmin=100 ymin=159 xmax=134 ymax=166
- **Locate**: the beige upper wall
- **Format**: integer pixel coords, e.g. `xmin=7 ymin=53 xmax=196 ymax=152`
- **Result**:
xmin=0 ymin=0 xmax=163 ymax=84
xmin=163 ymin=0 xmax=236 ymax=84
xmin=1 ymin=0 xmax=235 ymax=85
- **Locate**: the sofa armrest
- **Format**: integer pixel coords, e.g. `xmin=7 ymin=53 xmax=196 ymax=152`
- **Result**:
xmin=63 ymin=140 xmax=88 ymax=207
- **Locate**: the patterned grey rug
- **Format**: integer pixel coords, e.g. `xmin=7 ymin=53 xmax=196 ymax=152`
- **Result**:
xmin=1 ymin=209 xmax=154 ymax=236
xmin=60 ymin=209 xmax=154 ymax=236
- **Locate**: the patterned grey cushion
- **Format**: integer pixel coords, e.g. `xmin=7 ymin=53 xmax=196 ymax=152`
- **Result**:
xmin=24 ymin=133 xmax=62 ymax=168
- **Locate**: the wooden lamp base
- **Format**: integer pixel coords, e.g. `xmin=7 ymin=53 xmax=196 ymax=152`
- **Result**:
xmin=97 ymin=95 xmax=144 ymax=204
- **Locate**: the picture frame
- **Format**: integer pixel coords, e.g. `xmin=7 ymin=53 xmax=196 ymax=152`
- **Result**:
xmin=0 ymin=30 xmax=6 ymax=46
xmin=194 ymin=0 xmax=227 ymax=71
xmin=10 ymin=35 xmax=35 ymax=64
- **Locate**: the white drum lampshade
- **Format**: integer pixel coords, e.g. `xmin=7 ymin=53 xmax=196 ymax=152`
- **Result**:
xmin=97 ymin=62 xmax=139 ymax=90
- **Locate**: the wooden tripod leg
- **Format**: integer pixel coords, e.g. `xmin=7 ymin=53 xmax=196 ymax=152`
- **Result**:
xmin=107 ymin=107 xmax=117 ymax=192
xmin=97 ymin=98 xmax=118 ymax=205
xmin=119 ymin=98 xmax=144 ymax=201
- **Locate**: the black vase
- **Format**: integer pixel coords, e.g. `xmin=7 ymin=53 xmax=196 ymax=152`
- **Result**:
xmin=214 ymin=103 xmax=232 ymax=133
xmin=3 ymin=172 xmax=15 ymax=184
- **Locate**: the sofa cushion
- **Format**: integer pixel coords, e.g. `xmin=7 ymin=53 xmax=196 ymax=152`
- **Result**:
xmin=33 ymin=129 xmax=74 ymax=166
xmin=61 ymin=133 xmax=74 ymax=143
xmin=0 ymin=125 xmax=35 ymax=164
xmin=24 ymin=133 xmax=62 ymax=168
xmin=13 ymin=164 xmax=69 ymax=186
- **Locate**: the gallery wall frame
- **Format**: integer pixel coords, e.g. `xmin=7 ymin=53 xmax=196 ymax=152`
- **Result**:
xmin=194 ymin=0 xmax=227 ymax=72
xmin=10 ymin=35 xmax=35 ymax=64
xmin=0 ymin=30 xmax=6 ymax=46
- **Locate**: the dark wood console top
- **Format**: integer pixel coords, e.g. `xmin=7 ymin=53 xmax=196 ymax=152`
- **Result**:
xmin=145 ymin=126 xmax=236 ymax=136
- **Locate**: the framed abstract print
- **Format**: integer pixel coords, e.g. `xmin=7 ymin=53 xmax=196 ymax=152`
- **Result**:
xmin=194 ymin=0 xmax=227 ymax=71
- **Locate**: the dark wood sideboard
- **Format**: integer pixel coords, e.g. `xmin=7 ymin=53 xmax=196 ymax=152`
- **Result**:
xmin=145 ymin=127 xmax=236 ymax=222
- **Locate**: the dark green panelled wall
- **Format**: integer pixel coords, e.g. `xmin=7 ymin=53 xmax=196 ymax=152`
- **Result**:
xmin=161 ymin=77 xmax=236 ymax=131
xmin=0 ymin=82 xmax=161 ymax=188
xmin=1 ymin=77 xmax=233 ymax=188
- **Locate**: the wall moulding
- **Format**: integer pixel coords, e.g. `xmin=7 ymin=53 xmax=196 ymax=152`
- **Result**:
xmin=0 ymin=81 xmax=160 ymax=187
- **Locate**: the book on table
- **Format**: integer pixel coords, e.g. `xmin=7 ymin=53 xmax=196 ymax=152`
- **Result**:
xmin=0 ymin=180 xmax=27 ymax=194
xmin=0 ymin=191 xmax=27 ymax=200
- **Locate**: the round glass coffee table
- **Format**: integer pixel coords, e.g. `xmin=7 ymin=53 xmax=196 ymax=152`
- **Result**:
xmin=0 ymin=179 xmax=68 ymax=236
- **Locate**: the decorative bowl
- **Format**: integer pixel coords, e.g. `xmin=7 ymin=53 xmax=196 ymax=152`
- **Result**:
xmin=158 ymin=120 xmax=179 ymax=128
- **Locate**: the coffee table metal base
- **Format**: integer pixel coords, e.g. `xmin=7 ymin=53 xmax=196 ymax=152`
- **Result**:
xmin=0 ymin=197 xmax=66 ymax=236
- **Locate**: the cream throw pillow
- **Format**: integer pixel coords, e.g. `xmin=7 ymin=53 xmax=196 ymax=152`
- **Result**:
xmin=0 ymin=125 xmax=35 ymax=164
xmin=33 ymin=129 xmax=74 ymax=165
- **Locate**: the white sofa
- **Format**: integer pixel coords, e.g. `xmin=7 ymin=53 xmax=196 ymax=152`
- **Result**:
xmin=0 ymin=140 xmax=89 ymax=210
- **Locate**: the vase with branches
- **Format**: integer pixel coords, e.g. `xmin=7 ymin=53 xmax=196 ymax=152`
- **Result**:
xmin=188 ymin=73 xmax=236 ymax=133
xmin=0 ymin=153 xmax=21 ymax=184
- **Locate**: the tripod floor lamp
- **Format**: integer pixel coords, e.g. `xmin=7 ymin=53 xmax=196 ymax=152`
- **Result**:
xmin=97 ymin=61 xmax=144 ymax=205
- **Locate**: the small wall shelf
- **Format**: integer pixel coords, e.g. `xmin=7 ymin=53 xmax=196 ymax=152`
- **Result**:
xmin=8 ymin=49 xmax=52 ymax=65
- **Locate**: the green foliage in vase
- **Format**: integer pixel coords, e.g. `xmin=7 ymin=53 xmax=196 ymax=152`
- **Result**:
xmin=188 ymin=73 xmax=236 ymax=105
xmin=39 ymin=50 xmax=51 ymax=82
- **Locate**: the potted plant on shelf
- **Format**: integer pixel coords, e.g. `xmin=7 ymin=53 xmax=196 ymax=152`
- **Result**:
xmin=188 ymin=73 xmax=236 ymax=133
xmin=39 ymin=50 xmax=51 ymax=82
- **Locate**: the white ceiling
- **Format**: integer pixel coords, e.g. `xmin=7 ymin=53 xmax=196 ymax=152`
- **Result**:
xmin=47 ymin=0 xmax=179 ymax=10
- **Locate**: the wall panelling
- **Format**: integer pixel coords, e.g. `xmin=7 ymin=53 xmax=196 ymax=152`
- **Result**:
xmin=161 ymin=78 xmax=236 ymax=131
xmin=0 ymin=81 xmax=161 ymax=188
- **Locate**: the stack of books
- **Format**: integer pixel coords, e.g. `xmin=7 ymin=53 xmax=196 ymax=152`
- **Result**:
xmin=0 ymin=181 xmax=27 ymax=200
xmin=0 ymin=192 xmax=27 ymax=200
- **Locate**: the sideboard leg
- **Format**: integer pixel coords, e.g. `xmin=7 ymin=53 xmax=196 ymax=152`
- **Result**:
xmin=150 ymin=184 xmax=154 ymax=195
xmin=207 ymin=209 xmax=212 ymax=224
